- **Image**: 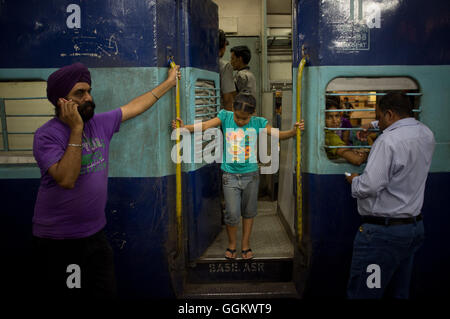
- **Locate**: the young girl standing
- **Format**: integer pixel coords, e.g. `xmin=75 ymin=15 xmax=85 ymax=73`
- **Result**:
xmin=172 ymin=93 xmax=304 ymax=259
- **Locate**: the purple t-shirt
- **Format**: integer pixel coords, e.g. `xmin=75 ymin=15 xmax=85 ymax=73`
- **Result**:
xmin=32 ymin=108 xmax=122 ymax=239
xmin=337 ymin=117 xmax=353 ymax=143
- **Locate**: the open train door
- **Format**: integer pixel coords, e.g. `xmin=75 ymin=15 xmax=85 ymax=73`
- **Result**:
xmin=181 ymin=68 xmax=300 ymax=300
xmin=182 ymin=35 xmax=262 ymax=269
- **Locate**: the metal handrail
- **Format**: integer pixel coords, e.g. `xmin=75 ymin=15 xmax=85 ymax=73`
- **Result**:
xmin=325 ymin=108 xmax=421 ymax=112
xmin=325 ymin=145 xmax=372 ymax=149
xmin=325 ymin=127 xmax=379 ymax=131
xmin=194 ymin=87 xmax=220 ymax=90
xmin=195 ymin=95 xmax=220 ymax=99
xmin=296 ymin=56 xmax=306 ymax=247
xmin=326 ymin=93 xmax=422 ymax=96
xmin=194 ymin=112 xmax=219 ymax=118
xmin=194 ymin=104 xmax=219 ymax=108
xmin=3 ymin=97 xmax=48 ymax=100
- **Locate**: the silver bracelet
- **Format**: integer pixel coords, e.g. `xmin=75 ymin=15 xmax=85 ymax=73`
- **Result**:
xmin=68 ymin=143 xmax=82 ymax=148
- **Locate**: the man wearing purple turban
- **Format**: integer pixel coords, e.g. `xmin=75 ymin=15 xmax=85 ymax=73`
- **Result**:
xmin=32 ymin=62 xmax=180 ymax=298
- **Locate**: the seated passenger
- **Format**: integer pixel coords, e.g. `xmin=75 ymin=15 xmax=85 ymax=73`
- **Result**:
xmin=328 ymin=96 xmax=352 ymax=144
xmin=325 ymin=99 xmax=368 ymax=166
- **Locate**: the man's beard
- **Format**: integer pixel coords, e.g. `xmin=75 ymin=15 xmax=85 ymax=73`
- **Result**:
xmin=78 ymin=100 xmax=96 ymax=122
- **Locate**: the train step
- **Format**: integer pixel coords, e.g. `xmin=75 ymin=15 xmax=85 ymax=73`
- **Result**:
xmin=182 ymin=281 xmax=299 ymax=299
xmin=187 ymin=257 xmax=293 ymax=283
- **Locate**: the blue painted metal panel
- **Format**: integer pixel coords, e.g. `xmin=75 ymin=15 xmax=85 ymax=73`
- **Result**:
xmin=410 ymin=172 xmax=450 ymax=298
xmin=1 ymin=0 xmax=161 ymax=68
xmin=300 ymin=172 xmax=359 ymax=297
xmin=183 ymin=0 xmax=219 ymax=73
xmin=1 ymin=173 xmax=447 ymax=297
xmin=1 ymin=163 xmax=221 ymax=298
xmin=185 ymin=164 xmax=222 ymax=261
xmin=0 ymin=0 xmax=218 ymax=71
xmin=1 ymin=179 xmax=39 ymax=298
xmin=103 ymin=163 xmax=221 ymax=297
xmin=294 ymin=0 xmax=450 ymax=66
xmin=105 ymin=176 xmax=174 ymax=298
xmin=301 ymin=172 xmax=450 ymax=298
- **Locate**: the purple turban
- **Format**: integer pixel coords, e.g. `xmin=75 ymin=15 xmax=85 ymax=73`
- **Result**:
xmin=46 ymin=63 xmax=91 ymax=107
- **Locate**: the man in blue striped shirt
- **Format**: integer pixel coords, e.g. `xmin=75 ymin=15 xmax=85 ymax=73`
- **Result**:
xmin=346 ymin=93 xmax=435 ymax=299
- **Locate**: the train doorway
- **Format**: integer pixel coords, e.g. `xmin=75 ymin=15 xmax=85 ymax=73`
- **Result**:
xmin=182 ymin=90 xmax=301 ymax=299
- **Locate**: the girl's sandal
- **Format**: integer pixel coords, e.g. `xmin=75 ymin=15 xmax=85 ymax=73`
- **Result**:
xmin=241 ymin=248 xmax=254 ymax=260
xmin=225 ymin=248 xmax=237 ymax=260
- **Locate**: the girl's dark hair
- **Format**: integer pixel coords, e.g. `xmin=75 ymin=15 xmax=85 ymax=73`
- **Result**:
xmin=326 ymin=98 xmax=340 ymax=110
xmin=233 ymin=92 xmax=256 ymax=113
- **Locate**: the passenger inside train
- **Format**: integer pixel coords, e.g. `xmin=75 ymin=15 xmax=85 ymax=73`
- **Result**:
xmin=325 ymin=95 xmax=355 ymax=145
xmin=324 ymin=98 xmax=368 ymax=165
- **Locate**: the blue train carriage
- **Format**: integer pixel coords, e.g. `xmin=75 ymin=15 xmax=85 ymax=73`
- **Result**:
xmin=0 ymin=0 xmax=221 ymax=298
xmin=292 ymin=0 xmax=450 ymax=297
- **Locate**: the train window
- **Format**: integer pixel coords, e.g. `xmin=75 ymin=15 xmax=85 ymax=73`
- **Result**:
xmin=193 ymin=79 xmax=220 ymax=157
xmin=0 ymin=81 xmax=53 ymax=163
xmin=324 ymin=77 xmax=420 ymax=164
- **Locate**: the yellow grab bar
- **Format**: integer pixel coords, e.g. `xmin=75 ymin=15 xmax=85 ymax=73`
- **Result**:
xmin=169 ymin=58 xmax=183 ymax=256
xmin=296 ymin=57 xmax=306 ymax=246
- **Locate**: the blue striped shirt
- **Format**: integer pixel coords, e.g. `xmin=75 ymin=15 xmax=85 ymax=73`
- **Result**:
xmin=352 ymin=118 xmax=435 ymax=218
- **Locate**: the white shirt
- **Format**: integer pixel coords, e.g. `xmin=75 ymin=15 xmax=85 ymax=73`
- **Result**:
xmin=352 ymin=118 xmax=435 ymax=218
xmin=219 ymin=59 xmax=235 ymax=107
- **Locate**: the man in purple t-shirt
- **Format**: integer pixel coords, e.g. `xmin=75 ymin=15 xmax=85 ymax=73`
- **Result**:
xmin=32 ymin=62 xmax=180 ymax=298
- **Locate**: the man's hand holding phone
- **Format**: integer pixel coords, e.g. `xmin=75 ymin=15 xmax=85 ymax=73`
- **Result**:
xmin=58 ymin=98 xmax=83 ymax=131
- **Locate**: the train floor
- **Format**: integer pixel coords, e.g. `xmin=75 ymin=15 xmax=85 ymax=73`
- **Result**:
xmin=200 ymin=200 xmax=293 ymax=260
xmin=183 ymin=200 xmax=300 ymax=299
